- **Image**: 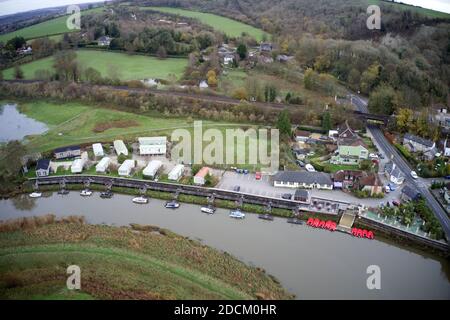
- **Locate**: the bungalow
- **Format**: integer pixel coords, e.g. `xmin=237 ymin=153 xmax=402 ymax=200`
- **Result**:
xmin=142 ymin=160 xmax=162 ymax=179
xmin=331 ymin=138 xmax=368 ymax=165
xmin=92 ymin=143 xmax=104 ymax=157
xmin=113 ymin=140 xmax=128 ymax=156
xmin=138 ymin=137 xmax=167 ymax=155
xmin=384 ymin=162 xmax=405 ymax=185
xmin=332 ymin=170 xmax=364 ymax=189
xmin=168 ymin=164 xmax=184 ymax=181
xmin=294 ymin=189 xmax=310 ymax=204
xmin=355 ymin=173 xmax=383 ymax=196
xmin=403 ymin=133 xmax=436 ymax=154
xmin=294 ymin=130 xmax=310 ymax=142
xmin=54 ymin=146 xmax=81 ymax=160
xmin=259 ymin=42 xmax=273 ymax=52
xmin=273 ymin=171 xmax=333 ymax=190
xmin=401 ymin=185 xmax=421 ymax=202
xmin=194 ymin=167 xmax=210 ymax=185
xmin=35 ymin=159 xmax=51 ymax=177
xmin=118 ymin=159 xmax=135 ymax=176
xmin=443 ymin=137 xmax=450 ymax=157
xmin=97 ymin=36 xmax=112 ymax=46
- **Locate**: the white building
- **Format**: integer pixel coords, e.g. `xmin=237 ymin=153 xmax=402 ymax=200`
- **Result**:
xmin=138 ymin=137 xmax=167 ymax=155
xmin=118 ymin=159 xmax=135 ymax=176
xmin=194 ymin=167 xmax=210 ymax=185
xmin=95 ymin=157 xmax=110 ymax=173
xmin=35 ymin=159 xmax=51 ymax=177
xmin=92 ymin=143 xmax=104 ymax=157
xmin=199 ymin=80 xmax=209 ymax=89
xmin=142 ymin=160 xmax=162 ymax=178
xmin=168 ymin=164 xmax=184 ymax=181
xmin=114 ymin=140 xmax=128 ymax=156
xmin=273 ymin=171 xmax=333 ymax=190
xmin=71 ymin=158 xmax=86 ymax=174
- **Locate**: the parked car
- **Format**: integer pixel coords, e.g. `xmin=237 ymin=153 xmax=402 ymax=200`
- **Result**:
xmin=305 ymin=164 xmax=315 ymax=172
xmin=296 ymin=160 xmax=305 ymax=167
xmin=392 ymin=200 xmax=401 ymax=206
xmin=236 ymin=169 xmax=243 ymax=174
xmin=255 ymin=172 xmax=262 ymax=180
xmin=281 ymin=193 xmax=292 ymax=200
xmin=369 ymin=153 xmax=379 ymax=159
xmin=233 ymin=186 xmax=241 ymax=192
xmin=384 ymin=185 xmax=390 ymax=193
xmin=410 ymin=171 xmax=419 ymax=179
xmin=243 ymin=169 xmax=249 ymax=174
xmin=388 ymin=183 xmax=397 ymax=191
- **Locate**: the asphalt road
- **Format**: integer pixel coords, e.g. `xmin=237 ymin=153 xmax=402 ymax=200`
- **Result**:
xmin=350 ymin=94 xmax=450 ymax=240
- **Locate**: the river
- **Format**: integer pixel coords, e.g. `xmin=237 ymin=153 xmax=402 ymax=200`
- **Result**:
xmin=0 ymin=192 xmax=449 ymax=299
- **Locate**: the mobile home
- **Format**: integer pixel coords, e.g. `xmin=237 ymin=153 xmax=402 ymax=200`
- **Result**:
xmin=118 ymin=159 xmax=135 ymax=176
xmin=168 ymin=164 xmax=184 ymax=181
xmin=142 ymin=160 xmax=162 ymax=178
xmin=95 ymin=157 xmax=110 ymax=173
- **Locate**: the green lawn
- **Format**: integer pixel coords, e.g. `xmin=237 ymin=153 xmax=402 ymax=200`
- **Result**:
xmin=366 ymin=0 xmax=450 ymax=19
xmin=146 ymin=7 xmax=266 ymax=41
xmin=3 ymin=50 xmax=188 ymax=81
xmin=0 ymin=7 xmax=105 ymax=43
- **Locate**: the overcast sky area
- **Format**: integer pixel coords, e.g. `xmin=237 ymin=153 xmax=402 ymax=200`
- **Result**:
xmin=0 ymin=0 xmax=449 ymax=17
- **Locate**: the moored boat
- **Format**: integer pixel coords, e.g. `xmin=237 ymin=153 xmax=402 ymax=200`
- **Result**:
xmin=287 ymin=218 xmax=303 ymax=225
xmin=229 ymin=209 xmax=245 ymax=219
xmin=100 ymin=191 xmax=113 ymax=198
xmin=201 ymin=206 xmax=216 ymax=214
xmin=58 ymin=189 xmax=69 ymax=195
xmin=29 ymin=192 xmax=42 ymax=198
xmin=165 ymin=200 xmax=180 ymax=209
xmin=259 ymin=213 xmax=274 ymax=221
xmin=80 ymin=189 xmax=93 ymax=197
xmin=132 ymin=196 xmax=148 ymax=204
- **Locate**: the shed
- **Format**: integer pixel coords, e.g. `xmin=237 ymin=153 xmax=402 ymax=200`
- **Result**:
xmin=71 ymin=158 xmax=85 ymax=174
xmin=118 ymin=159 xmax=135 ymax=176
xmin=194 ymin=167 xmax=210 ymax=185
xmin=92 ymin=143 xmax=104 ymax=157
xmin=168 ymin=164 xmax=184 ymax=181
xmin=142 ymin=160 xmax=162 ymax=178
xmin=114 ymin=140 xmax=128 ymax=156
xmin=36 ymin=159 xmax=51 ymax=177
xmin=95 ymin=157 xmax=110 ymax=173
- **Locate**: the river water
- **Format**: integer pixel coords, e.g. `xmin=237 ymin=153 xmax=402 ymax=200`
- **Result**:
xmin=0 ymin=192 xmax=449 ymax=299
xmin=0 ymin=104 xmax=48 ymax=143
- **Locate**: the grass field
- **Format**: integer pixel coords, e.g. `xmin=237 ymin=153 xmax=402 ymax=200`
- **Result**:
xmin=0 ymin=7 xmax=105 ymax=43
xmin=0 ymin=219 xmax=290 ymax=299
xmin=366 ymin=0 xmax=450 ymax=19
xmin=3 ymin=50 xmax=188 ymax=81
xmin=146 ymin=7 xmax=266 ymax=41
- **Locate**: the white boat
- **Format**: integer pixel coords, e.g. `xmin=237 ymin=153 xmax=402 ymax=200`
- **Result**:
xmin=165 ymin=201 xmax=180 ymax=209
xmin=80 ymin=189 xmax=93 ymax=197
xmin=132 ymin=196 xmax=148 ymax=204
xmin=29 ymin=192 xmax=42 ymax=198
xmin=229 ymin=209 xmax=245 ymax=219
xmin=201 ymin=206 xmax=216 ymax=214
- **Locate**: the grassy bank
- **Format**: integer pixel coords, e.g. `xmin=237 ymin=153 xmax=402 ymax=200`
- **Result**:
xmin=3 ymin=50 xmax=188 ymax=81
xmin=0 ymin=7 xmax=105 ymax=43
xmin=0 ymin=217 xmax=292 ymax=299
xmin=145 ymin=7 xmax=266 ymax=41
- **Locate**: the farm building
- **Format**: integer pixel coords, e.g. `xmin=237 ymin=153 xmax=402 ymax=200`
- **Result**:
xmin=35 ymin=159 xmax=51 ymax=177
xmin=118 ymin=159 xmax=135 ymax=176
xmin=168 ymin=164 xmax=184 ymax=181
xmin=138 ymin=137 xmax=167 ymax=155
xmin=71 ymin=158 xmax=86 ymax=174
xmin=95 ymin=157 xmax=110 ymax=173
xmin=54 ymin=146 xmax=81 ymax=160
xmin=92 ymin=143 xmax=104 ymax=157
xmin=194 ymin=167 xmax=210 ymax=185
xmin=114 ymin=140 xmax=128 ymax=156
xmin=142 ymin=160 xmax=162 ymax=178
xmin=273 ymin=171 xmax=333 ymax=190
